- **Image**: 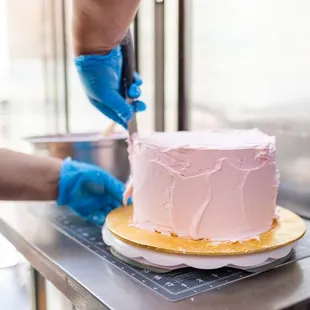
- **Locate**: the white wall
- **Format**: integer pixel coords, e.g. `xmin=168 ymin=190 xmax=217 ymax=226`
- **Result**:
xmin=0 ymin=0 xmax=9 ymax=99
xmin=192 ymin=0 xmax=310 ymax=121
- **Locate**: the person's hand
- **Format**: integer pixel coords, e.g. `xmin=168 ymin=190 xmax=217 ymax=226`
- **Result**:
xmin=75 ymin=46 xmax=146 ymax=129
xmin=57 ymin=158 xmax=130 ymax=225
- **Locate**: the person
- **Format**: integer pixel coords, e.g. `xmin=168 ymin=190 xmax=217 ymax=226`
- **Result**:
xmin=0 ymin=0 xmax=144 ymax=225
xmin=73 ymin=0 xmax=145 ymax=128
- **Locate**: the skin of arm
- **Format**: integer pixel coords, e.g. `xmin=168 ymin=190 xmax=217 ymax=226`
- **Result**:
xmin=0 ymin=149 xmax=62 ymax=201
xmin=72 ymin=0 xmax=141 ymax=55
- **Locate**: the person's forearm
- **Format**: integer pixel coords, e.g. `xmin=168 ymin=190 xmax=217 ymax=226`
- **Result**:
xmin=0 ymin=149 xmax=62 ymax=201
xmin=72 ymin=0 xmax=141 ymax=55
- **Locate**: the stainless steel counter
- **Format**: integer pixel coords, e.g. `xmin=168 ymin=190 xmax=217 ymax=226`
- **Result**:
xmin=0 ymin=202 xmax=310 ymax=310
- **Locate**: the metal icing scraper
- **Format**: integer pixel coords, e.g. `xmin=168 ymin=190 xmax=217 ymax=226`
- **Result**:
xmin=121 ymin=30 xmax=138 ymax=136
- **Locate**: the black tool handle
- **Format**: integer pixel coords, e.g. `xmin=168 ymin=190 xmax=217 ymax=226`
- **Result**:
xmin=120 ymin=29 xmax=138 ymax=135
xmin=121 ymin=30 xmax=135 ymax=98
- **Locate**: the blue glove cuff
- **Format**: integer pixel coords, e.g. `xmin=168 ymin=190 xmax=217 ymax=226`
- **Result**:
xmin=75 ymin=45 xmax=121 ymax=68
xmin=57 ymin=157 xmax=75 ymax=206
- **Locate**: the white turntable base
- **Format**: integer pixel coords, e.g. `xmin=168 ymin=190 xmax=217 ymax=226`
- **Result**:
xmin=102 ymin=225 xmax=295 ymax=271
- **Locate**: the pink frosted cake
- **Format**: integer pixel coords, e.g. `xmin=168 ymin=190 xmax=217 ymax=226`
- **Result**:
xmin=125 ymin=129 xmax=279 ymax=242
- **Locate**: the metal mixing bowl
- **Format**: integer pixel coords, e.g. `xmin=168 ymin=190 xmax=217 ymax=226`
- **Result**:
xmin=25 ymin=132 xmax=130 ymax=182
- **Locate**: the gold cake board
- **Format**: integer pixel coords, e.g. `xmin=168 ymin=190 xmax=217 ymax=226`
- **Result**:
xmin=106 ymin=206 xmax=306 ymax=256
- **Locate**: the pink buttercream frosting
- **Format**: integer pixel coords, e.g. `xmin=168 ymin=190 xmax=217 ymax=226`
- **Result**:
xmin=126 ymin=129 xmax=279 ymax=241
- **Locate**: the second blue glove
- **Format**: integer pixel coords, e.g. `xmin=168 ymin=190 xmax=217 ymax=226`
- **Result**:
xmin=57 ymin=158 xmax=131 ymax=225
xmin=75 ymin=46 xmax=146 ymax=129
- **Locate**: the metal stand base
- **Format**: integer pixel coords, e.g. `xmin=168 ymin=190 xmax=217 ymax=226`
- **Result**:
xmin=29 ymin=267 xmax=46 ymax=310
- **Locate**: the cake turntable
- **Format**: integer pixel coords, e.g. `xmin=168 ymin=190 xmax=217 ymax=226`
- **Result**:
xmin=102 ymin=206 xmax=306 ymax=273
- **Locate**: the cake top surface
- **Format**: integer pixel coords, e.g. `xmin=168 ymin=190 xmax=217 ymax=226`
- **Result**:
xmin=136 ymin=129 xmax=275 ymax=150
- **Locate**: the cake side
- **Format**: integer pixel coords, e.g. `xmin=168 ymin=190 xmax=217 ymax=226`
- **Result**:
xmin=130 ymin=130 xmax=279 ymax=241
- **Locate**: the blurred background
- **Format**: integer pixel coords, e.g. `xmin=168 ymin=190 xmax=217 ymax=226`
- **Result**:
xmin=1 ymin=0 xmax=310 ymax=308
xmin=1 ymin=0 xmax=310 ymax=184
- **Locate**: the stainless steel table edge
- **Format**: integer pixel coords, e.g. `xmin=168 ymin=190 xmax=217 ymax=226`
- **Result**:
xmin=1 ymin=203 xmax=310 ymax=310
xmin=0 ymin=218 xmax=107 ymax=310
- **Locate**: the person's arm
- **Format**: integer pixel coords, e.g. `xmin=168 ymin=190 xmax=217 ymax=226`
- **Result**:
xmin=0 ymin=149 xmax=62 ymax=201
xmin=0 ymin=148 xmax=128 ymax=225
xmin=72 ymin=0 xmax=141 ymax=55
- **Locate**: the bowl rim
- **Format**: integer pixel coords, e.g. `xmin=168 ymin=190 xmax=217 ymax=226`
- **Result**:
xmin=24 ymin=132 xmax=128 ymax=144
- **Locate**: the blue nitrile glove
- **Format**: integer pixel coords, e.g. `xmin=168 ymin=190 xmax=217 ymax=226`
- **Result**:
xmin=75 ymin=45 xmax=146 ymax=129
xmin=57 ymin=157 xmax=131 ymax=226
